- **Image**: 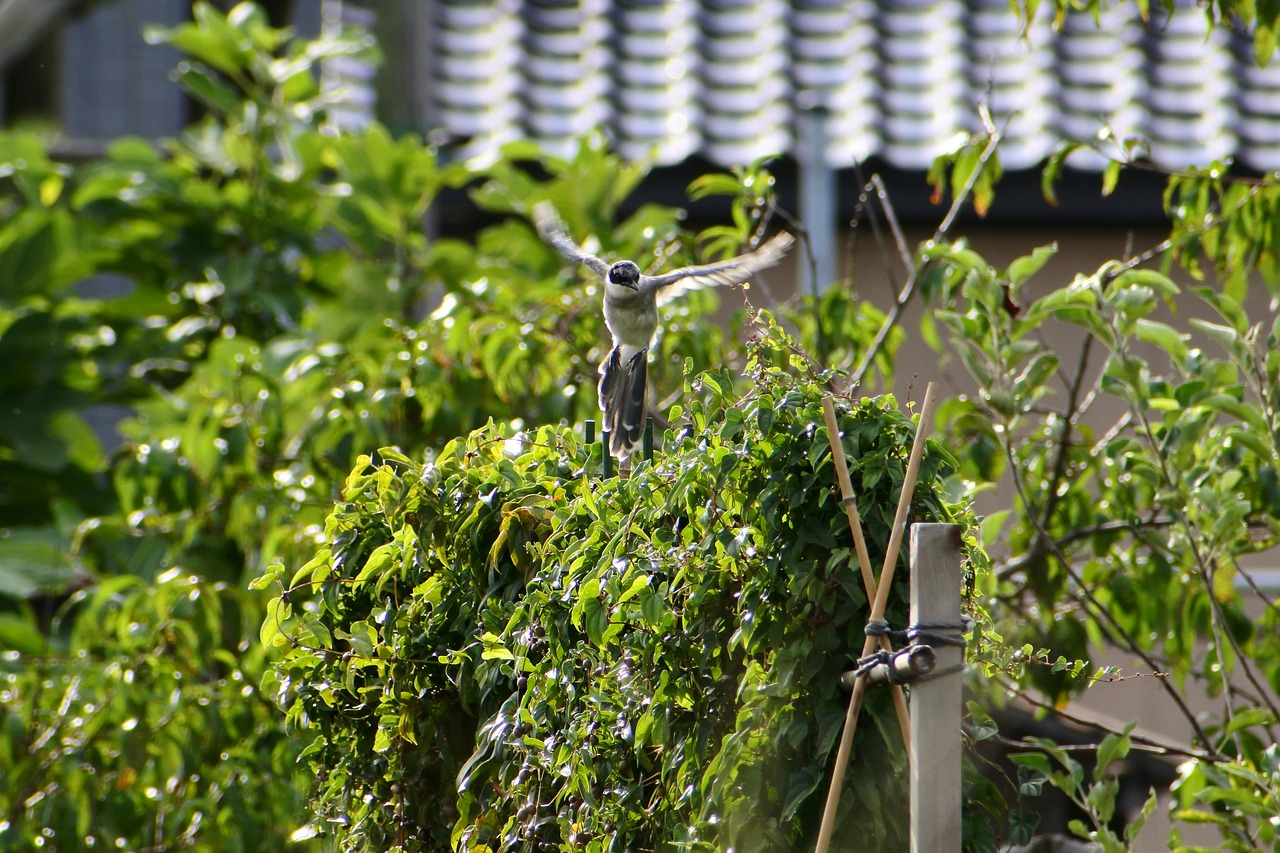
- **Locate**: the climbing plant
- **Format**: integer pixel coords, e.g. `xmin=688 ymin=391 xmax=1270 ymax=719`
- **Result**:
xmin=260 ymin=320 xmax=979 ymax=852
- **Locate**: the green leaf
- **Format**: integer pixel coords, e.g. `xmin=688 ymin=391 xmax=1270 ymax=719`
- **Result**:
xmin=639 ymin=587 xmax=665 ymax=627
xmin=1125 ymin=788 xmax=1158 ymax=844
xmin=354 ymin=541 xmax=397 ymax=587
xmin=1085 ymin=777 xmax=1119 ymax=825
xmin=145 ymin=21 xmax=245 ymax=77
xmin=173 ymin=62 xmax=243 ymax=116
xmin=1041 ymin=142 xmax=1081 ymax=205
xmin=346 ymin=620 xmax=376 ymax=658
xmin=1012 ymin=352 xmax=1059 ymax=398
xmin=0 ymin=611 xmax=45 ymax=654
xmin=480 ymin=632 xmax=514 ymax=661
xmin=1222 ymin=706 xmax=1278 ymax=738
xmin=1094 ymin=726 xmax=1132 ymax=778
xmin=260 ymin=596 xmax=292 ymax=647
xmin=1256 ymin=0 xmax=1280 ymax=65
xmin=249 ymin=561 xmax=285 ymax=590
xmin=966 ymin=701 xmax=999 ymax=742
xmin=1190 ymin=319 xmax=1245 ymax=358
xmin=583 ymin=597 xmax=608 ymax=646
xmin=1135 ymin=319 xmax=1188 ymax=360
xmin=1006 ymin=243 xmax=1058 ymax=287
xmin=618 ymin=573 xmax=650 ymax=603
xmin=1101 ymin=160 xmax=1122 ymax=197
xmin=687 ymin=173 xmax=746 ymax=201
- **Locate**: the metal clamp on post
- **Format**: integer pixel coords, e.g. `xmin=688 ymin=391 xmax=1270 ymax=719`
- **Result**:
xmin=838 ymin=644 xmax=937 ymax=692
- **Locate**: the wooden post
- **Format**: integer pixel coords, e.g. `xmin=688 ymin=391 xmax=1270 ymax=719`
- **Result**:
xmin=909 ymin=523 xmax=963 ymax=853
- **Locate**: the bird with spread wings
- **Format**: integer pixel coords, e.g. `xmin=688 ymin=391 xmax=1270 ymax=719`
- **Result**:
xmin=533 ymin=201 xmax=795 ymax=460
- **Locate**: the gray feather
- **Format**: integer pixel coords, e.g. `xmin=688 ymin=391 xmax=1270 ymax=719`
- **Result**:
xmin=532 ymin=201 xmax=609 ymax=277
xmin=639 ymin=231 xmax=795 ymax=292
xmin=598 ymin=346 xmax=647 ymax=459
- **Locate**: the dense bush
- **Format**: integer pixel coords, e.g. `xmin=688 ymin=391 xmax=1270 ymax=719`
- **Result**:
xmin=0 ymin=5 xmax=842 ymax=850
xmin=1 ymin=572 xmax=308 ymax=852
xmin=260 ymin=322 xmax=977 ymax=852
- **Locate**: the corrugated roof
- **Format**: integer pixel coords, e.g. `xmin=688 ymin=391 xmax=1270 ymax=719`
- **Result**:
xmin=422 ymin=0 xmax=1280 ymax=172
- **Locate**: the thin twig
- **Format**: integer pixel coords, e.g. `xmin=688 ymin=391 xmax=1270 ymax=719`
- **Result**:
xmin=995 ymin=517 xmax=1177 ymax=581
xmin=869 ymin=175 xmax=913 ymax=273
xmin=992 ymin=676 xmax=1214 ymax=762
xmin=849 ymin=127 xmax=1005 ymax=389
xmin=1231 ymin=557 xmax=1280 ymax=616
xmin=848 ymin=160 xmax=902 ymax=294
xmin=1009 ymin=334 xmax=1095 ymax=581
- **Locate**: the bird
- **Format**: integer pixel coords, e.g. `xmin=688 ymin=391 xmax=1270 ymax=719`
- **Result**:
xmin=533 ymin=201 xmax=795 ymax=460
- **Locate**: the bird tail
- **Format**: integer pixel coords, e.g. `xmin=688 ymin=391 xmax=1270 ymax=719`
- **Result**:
xmin=598 ymin=346 xmax=647 ymax=459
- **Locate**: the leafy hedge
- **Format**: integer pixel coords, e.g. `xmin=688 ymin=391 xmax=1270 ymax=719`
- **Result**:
xmin=1 ymin=5 xmax=784 ymax=849
xmin=260 ymin=323 xmax=980 ymax=852
xmin=0 ymin=571 xmax=310 ymax=851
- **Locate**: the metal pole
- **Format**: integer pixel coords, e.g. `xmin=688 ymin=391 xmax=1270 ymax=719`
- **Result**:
xmin=796 ymin=96 xmax=836 ymax=295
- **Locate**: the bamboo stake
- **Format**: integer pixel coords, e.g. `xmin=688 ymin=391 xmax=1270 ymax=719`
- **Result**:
xmin=820 ymin=397 xmax=912 ymax=757
xmin=814 ymin=382 xmax=938 ymax=853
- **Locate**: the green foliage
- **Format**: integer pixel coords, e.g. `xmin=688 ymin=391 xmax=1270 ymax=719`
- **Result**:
xmin=5 ymin=2 xmax=1280 ymax=852
xmin=687 ymin=154 xmax=786 ymax=256
xmin=0 ymin=133 xmax=114 ymax=545
xmin=925 ymin=229 xmax=1280 ymax=697
xmin=932 ymin=132 xmax=1280 ymax=849
xmin=1010 ymin=725 xmax=1159 ymax=853
xmin=0 ymin=5 xmax=875 ymax=851
xmin=1015 ymin=0 xmax=1278 ymax=69
xmin=927 ymin=129 xmax=1003 ymax=220
xmin=0 ymin=571 xmax=311 ymax=853
xmin=263 ymin=323 xmax=976 ymax=852
xmin=1170 ymin=729 xmax=1280 ymax=853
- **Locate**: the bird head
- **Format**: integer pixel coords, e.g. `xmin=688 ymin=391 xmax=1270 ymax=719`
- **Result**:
xmin=607 ymin=261 xmax=640 ymax=291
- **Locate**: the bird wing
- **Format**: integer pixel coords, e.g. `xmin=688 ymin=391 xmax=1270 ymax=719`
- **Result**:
xmin=640 ymin=231 xmax=795 ymax=295
xmin=532 ymin=201 xmax=609 ymax=277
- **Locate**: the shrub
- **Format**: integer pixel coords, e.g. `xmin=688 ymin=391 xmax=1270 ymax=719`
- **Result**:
xmin=262 ymin=322 xmax=979 ymax=852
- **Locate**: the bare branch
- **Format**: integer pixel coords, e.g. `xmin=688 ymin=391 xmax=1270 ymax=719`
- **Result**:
xmin=849 ymin=126 xmax=1005 ymax=389
xmin=992 ymin=676 xmax=1214 ymax=762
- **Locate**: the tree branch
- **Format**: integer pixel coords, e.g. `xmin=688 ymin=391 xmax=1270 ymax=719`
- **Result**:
xmin=1000 ymin=438 xmax=1221 ymax=756
xmin=993 ymin=675 xmax=1214 ymax=762
xmin=849 ymin=125 xmax=1005 ymax=389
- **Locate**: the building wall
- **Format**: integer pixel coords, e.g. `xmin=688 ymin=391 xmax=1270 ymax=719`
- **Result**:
xmin=1 ymin=0 xmax=327 ymax=139
xmin=61 ymin=0 xmax=187 ymax=141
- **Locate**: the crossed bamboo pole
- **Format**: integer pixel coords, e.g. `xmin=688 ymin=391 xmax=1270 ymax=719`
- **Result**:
xmin=814 ymin=382 xmax=938 ymax=853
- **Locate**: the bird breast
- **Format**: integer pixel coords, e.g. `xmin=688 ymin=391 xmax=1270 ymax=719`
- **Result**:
xmin=603 ymin=288 xmax=658 ymax=349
